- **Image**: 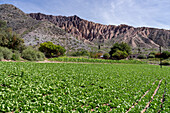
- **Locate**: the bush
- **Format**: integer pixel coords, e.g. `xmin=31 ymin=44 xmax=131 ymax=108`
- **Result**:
xmin=137 ymin=55 xmax=147 ymax=59
xmin=12 ymin=50 xmax=20 ymax=61
xmin=90 ymin=52 xmax=103 ymax=58
xmin=160 ymin=61 xmax=170 ymax=66
xmin=0 ymin=47 xmax=13 ymax=60
xmin=112 ymin=50 xmax=128 ymax=60
xmin=155 ymin=53 xmax=161 ymax=58
xmin=0 ymin=52 xmax=3 ymax=61
xmin=71 ymin=49 xmax=90 ymax=56
xmin=39 ymin=42 xmax=66 ymax=58
xmin=149 ymin=51 xmax=156 ymax=55
xmin=22 ymin=47 xmax=45 ymax=61
xmin=0 ymin=20 xmax=25 ymax=51
xmin=109 ymin=42 xmax=131 ymax=59
xmin=148 ymin=54 xmax=155 ymax=58
xmin=103 ymin=53 xmax=110 ymax=59
xmin=161 ymin=51 xmax=170 ymax=59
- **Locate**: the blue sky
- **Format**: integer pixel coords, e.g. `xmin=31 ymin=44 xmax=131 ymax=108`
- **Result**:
xmin=0 ymin=0 xmax=170 ymax=29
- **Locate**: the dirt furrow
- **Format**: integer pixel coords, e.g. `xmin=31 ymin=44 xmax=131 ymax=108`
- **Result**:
xmin=141 ymin=79 xmax=162 ymax=113
xmin=158 ymin=80 xmax=166 ymax=113
xmin=126 ymin=81 xmax=156 ymax=113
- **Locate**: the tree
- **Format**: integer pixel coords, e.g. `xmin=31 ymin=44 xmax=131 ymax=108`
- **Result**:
xmin=0 ymin=20 xmax=25 ymax=51
xmin=39 ymin=41 xmax=66 ymax=57
xmin=109 ymin=42 xmax=131 ymax=59
xmin=161 ymin=51 xmax=170 ymax=59
xmin=112 ymin=50 xmax=128 ymax=60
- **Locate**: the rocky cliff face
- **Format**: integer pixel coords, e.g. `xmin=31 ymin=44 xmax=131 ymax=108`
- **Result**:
xmin=0 ymin=4 xmax=90 ymax=52
xmin=30 ymin=13 xmax=170 ymax=48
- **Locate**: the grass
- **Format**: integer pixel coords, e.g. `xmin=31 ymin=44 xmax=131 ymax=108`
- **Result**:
xmin=49 ymin=57 xmax=146 ymax=64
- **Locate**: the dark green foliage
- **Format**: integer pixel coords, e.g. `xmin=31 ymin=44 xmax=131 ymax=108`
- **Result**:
xmin=112 ymin=50 xmax=128 ymax=60
xmin=103 ymin=53 xmax=110 ymax=59
xmin=109 ymin=42 xmax=131 ymax=59
xmin=148 ymin=51 xmax=156 ymax=58
xmin=155 ymin=51 xmax=170 ymax=59
xmin=148 ymin=54 xmax=155 ymax=58
xmin=0 ymin=46 xmax=13 ymax=60
xmin=155 ymin=53 xmax=161 ymax=58
xmin=90 ymin=52 xmax=103 ymax=58
xmin=0 ymin=20 xmax=7 ymax=28
xmin=160 ymin=61 xmax=170 ymax=66
xmin=39 ymin=41 xmax=66 ymax=58
xmin=0 ymin=20 xmax=25 ymax=51
xmin=137 ymin=55 xmax=147 ymax=59
xmin=0 ymin=51 xmax=3 ymax=60
xmin=12 ymin=50 xmax=21 ymax=61
xmin=22 ymin=47 xmax=45 ymax=61
xmin=149 ymin=51 xmax=156 ymax=55
xmin=71 ymin=49 xmax=90 ymax=56
xmin=161 ymin=51 xmax=170 ymax=59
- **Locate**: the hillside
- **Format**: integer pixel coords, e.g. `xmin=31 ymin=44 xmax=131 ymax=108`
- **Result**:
xmin=0 ymin=4 xmax=90 ymax=52
xmin=30 ymin=13 xmax=170 ymax=49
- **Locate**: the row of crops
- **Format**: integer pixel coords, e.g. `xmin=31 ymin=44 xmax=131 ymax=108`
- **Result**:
xmin=49 ymin=57 xmax=146 ymax=64
xmin=0 ymin=62 xmax=169 ymax=112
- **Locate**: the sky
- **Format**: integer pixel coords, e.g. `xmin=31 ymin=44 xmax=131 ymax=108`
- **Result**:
xmin=0 ymin=0 xmax=170 ymax=29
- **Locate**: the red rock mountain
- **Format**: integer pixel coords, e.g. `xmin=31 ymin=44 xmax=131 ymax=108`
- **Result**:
xmin=29 ymin=13 xmax=170 ymax=48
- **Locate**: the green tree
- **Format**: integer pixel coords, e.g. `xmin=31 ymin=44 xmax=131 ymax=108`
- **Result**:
xmin=0 ymin=20 xmax=25 ymax=51
xmin=161 ymin=51 xmax=170 ymax=59
xmin=39 ymin=41 xmax=66 ymax=57
xmin=109 ymin=42 xmax=131 ymax=59
xmin=112 ymin=50 xmax=128 ymax=60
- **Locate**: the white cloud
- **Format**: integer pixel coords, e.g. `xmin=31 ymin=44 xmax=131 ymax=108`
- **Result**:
xmin=102 ymin=0 xmax=170 ymax=29
xmin=0 ymin=0 xmax=170 ymax=29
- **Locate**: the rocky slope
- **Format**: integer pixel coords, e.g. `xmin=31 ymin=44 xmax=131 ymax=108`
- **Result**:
xmin=30 ymin=13 xmax=170 ymax=48
xmin=0 ymin=4 xmax=90 ymax=52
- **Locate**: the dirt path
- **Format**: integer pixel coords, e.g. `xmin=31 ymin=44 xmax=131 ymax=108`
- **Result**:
xmin=141 ymin=79 xmax=162 ymax=113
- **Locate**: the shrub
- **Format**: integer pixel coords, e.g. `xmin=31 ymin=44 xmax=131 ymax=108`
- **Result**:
xmin=109 ymin=42 xmax=131 ymax=59
xmin=0 ymin=20 xmax=25 ymax=51
xmin=22 ymin=47 xmax=45 ymax=61
xmin=0 ymin=52 xmax=3 ymax=61
xmin=149 ymin=51 xmax=156 ymax=55
xmin=90 ymin=52 xmax=102 ymax=58
xmin=137 ymin=55 xmax=147 ymax=59
xmin=155 ymin=53 xmax=161 ymax=58
xmin=160 ymin=61 xmax=170 ymax=66
xmin=161 ymin=51 xmax=170 ymax=59
xmin=112 ymin=50 xmax=128 ymax=60
xmin=148 ymin=54 xmax=155 ymax=58
xmin=39 ymin=42 xmax=66 ymax=58
xmin=0 ymin=47 xmax=13 ymax=60
xmin=103 ymin=53 xmax=110 ymax=59
xmin=12 ymin=50 xmax=20 ymax=61
xmin=71 ymin=49 xmax=90 ymax=56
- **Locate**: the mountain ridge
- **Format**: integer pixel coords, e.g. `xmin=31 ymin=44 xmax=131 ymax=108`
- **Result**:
xmin=0 ymin=4 xmax=90 ymax=52
xmin=30 ymin=12 xmax=170 ymax=48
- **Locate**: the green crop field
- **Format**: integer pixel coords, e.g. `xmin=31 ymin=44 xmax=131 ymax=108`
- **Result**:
xmin=49 ymin=57 xmax=146 ymax=64
xmin=0 ymin=62 xmax=169 ymax=112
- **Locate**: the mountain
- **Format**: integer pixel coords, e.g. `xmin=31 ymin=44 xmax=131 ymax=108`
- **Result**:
xmin=0 ymin=4 xmax=90 ymax=52
xmin=30 ymin=13 xmax=170 ymax=49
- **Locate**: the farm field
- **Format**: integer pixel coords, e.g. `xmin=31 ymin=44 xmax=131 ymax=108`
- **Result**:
xmin=0 ymin=62 xmax=169 ymax=112
xmin=49 ymin=57 xmax=146 ymax=64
